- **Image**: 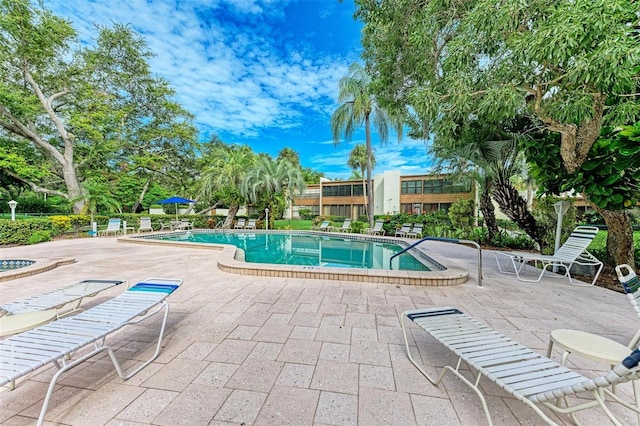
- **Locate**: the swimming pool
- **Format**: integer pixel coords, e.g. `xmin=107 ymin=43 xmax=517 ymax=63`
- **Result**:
xmin=123 ymin=230 xmax=468 ymax=286
xmin=156 ymin=232 xmax=437 ymax=271
xmin=0 ymin=259 xmax=35 ymax=272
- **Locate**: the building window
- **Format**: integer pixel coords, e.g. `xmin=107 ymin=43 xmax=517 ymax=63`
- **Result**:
xmin=423 ymin=179 xmax=472 ymax=194
xmin=352 ymin=184 xmax=364 ymax=196
xmin=324 ymin=204 xmax=351 ymax=217
xmin=423 ymin=203 xmax=439 ymax=212
xmin=322 ymin=185 xmax=352 ymax=197
xmin=401 ymin=180 xmax=422 ymax=194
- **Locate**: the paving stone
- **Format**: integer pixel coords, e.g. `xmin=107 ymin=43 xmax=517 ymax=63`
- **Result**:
xmin=153 ymin=383 xmax=231 ymax=426
xmin=254 ymin=385 xmax=319 ymax=424
xmin=314 ymin=391 xmax=358 ymax=425
xmin=275 ymin=363 xmax=316 ymax=388
xmin=213 ymin=389 xmax=267 ymax=424
xmin=310 ymin=360 xmax=359 ymax=394
xmin=277 ymin=338 xmax=322 ymax=365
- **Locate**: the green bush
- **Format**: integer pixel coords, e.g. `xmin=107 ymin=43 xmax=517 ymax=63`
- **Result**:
xmin=298 ymin=208 xmax=315 ymax=220
xmin=0 ymin=218 xmax=53 ymax=245
xmin=28 ymin=230 xmax=51 ymax=244
xmin=533 ymin=197 xmax=577 ymax=255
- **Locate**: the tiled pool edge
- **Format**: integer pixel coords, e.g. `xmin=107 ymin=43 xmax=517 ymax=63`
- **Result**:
xmin=118 ymin=231 xmax=468 ymax=286
xmin=0 ymin=257 xmax=76 ymax=282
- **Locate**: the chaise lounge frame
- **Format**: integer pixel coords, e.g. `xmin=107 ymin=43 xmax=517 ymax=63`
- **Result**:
xmin=401 ymin=306 xmax=640 ymax=425
xmin=0 ymin=278 xmax=182 ymax=426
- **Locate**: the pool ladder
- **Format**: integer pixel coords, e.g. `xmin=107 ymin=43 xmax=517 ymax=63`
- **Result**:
xmin=389 ymin=237 xmax=483 ymax=288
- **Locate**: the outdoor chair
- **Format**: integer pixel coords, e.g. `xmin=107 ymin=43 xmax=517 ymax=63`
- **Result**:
xmin=494 ymin=225 xmax=602 ymax=286
xmin=394 ymin=223 xmax=412 ymax=237
xmin=158 ymin=220 xmax=171 ymax=231
xmin=0 ymin=279 xmax=128 ymax=337
xmin=245 ymin=218 xmax=257 ymax=230
xmin=234 ymin=218 xmax=246 ymax=229
xmin=331 ymin=219 xmax=352 ymax=233
xmin=177 ymin=218 xmax=193 ymax=230
xmin=0 ymin=278 xmax=182 ymax=426
xmin=406 ymin=223 xmax=423 ymax=239
xmin=401 ymin=306 xmax=640 ymax=426
xmin=98 ymin=218 xmax=121 ymax=237
xmin=545 ymin=263 xmax=640 ymax=422
xmin=138 ymin=217 xmax=154 ymax=233
xmin=312 ymin=220 xmax=331 ymax=231
xmin=366 ymin=220 xmax=385 ymax=236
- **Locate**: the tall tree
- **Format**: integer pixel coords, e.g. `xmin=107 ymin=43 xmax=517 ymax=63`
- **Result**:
xmin=199 ymin=144 xmax=255 ymax=227
xmin=331 ymin=62 xmax=403 ymax=226
xmin=355 ymin=0 xmax=639 ymax=173
xmin=347 ymin=144 xmax=375 ymax=221
xmin=0 ymin=0 xmax=196 ymax=213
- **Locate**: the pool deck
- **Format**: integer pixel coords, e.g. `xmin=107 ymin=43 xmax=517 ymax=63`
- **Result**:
xmin=0 ymin=236 xmax=638 ymax=425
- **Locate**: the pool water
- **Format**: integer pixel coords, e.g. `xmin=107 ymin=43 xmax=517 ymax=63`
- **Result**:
xmin=0 ymin=259 xmax=35 ymax=272
xmin=160 ymin=232 xmax=435 ymax=271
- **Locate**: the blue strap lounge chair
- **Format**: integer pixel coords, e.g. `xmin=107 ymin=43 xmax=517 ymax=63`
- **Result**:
xmin=0 ymin=277 xmax=182 ymax=425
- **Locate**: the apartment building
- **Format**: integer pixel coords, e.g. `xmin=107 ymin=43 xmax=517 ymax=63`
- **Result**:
xmin=289 ymin=171 xmax=475 ymax=220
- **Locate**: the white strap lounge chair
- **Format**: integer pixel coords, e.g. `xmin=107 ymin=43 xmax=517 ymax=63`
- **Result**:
xmin=494 ymin=225 xmax=603 ymax=286
xmin=312 ymin=220 xmax=331 ymax=231
xmin=98 ymin=218 xmax=122 ymax=237
xmin=0 ymin=279 xmax=128 ymax=336
xmin=406 ymin=223 xmax=423 ymax=239
xmin=331 ymin=219 xmax=352 ymax=233
xmin=401 ymin=306 xmax=640 ymax=426
xmin=545 ymin=264 xmax=640 ymax=422
xmin=0 ymin=277 xmax=182 ymax=426
xmin=234 ymin=218 xmax=246 ymax=229
xmin=395 ymin=223 xmax=412 ymax=237
xmin=138 ymin=217 xmax=154 ymax=233
xmin=366 ymin=220 xmax=385 ymax=236
xmin=245 ymin=218 xmax=257 ymax=229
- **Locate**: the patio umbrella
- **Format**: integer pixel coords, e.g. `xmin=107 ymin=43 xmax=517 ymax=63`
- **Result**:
xmin=156 ymin=196 xmax=195 ymax=219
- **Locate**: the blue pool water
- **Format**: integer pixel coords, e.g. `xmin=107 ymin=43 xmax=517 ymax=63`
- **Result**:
xmin=155 ymin=232 xmax=438 ymax=271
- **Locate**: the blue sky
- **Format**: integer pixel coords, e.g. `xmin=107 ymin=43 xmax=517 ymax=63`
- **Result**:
xmin=45 ymin=0 xmax=433 ymax=179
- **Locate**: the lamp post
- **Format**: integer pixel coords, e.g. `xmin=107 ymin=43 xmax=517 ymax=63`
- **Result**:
xmin=8 ymin=200 xmax=17 ymax=221
xmin=265 ymin=208 xmax=269 ymax=230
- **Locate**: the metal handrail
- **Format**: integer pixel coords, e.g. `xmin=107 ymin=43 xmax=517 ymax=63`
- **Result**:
xmin=390 ymin=236 xmax=483 ymax=288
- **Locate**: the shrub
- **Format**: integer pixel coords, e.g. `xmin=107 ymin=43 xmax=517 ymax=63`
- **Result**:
xmin=28 ymin=230 xmax=51 ymax=244
xmin=49 ymin=215 xmax=72 ymax=235
xmin=298 ymin=208 xmax=315 ymax=220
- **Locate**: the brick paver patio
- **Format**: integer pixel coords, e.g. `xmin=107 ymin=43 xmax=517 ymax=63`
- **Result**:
xmin=0 ymin=236 xmax=637 ymax=425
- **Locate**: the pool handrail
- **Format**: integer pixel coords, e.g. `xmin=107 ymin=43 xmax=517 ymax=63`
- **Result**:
xmin=390 ymin=236 xmax=483 ymax=288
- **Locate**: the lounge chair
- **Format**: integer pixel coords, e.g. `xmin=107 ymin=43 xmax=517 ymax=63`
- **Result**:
xmin=0 ymin=278 xmax=182 ymax=426
xmin=158 ymin=220 xmax=171 ymax=231
xmin=401 ymin=306 xmax=640 ymax=426
xmin=234 ymin=218 xmax=246 ymax=229
xmin=366 ymin=220 xmax=385 ymax=236
xmin=245 ymin=218 xmax=257 ymax=230
xmin=331 ymin=219 xmax=352 ymax=233
xmin=494 ymin=225 xmax=602 ymax=286
xmin=545 ymin=263 xmax=640 ymax=422
xmin=98 ymin=218 xmax=121 ymax=237
xmin=394 ymin=223 xmax=412 ymax=237
xmin=406 ymin=223 xmax=423 ymax=238
xmin=312 ymin=220 xmax=331 ymax=231
xmin=177 ymin=218 xmax=193 ymax=230
xmin=138 ymin=217 xmax=154 ymax=233
xmin=0 ymin=279 xmax=127 ymax=337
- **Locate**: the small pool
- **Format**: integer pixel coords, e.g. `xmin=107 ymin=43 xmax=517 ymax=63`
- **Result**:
xmin=152 ymin=232 xmax=441 ymax=272
xmin=0 ymin=259 xmax=35 ymax=272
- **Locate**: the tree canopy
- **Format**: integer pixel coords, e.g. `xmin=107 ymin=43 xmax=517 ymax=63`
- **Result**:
xmin=355 ymin=0 xmax=640 ymax=173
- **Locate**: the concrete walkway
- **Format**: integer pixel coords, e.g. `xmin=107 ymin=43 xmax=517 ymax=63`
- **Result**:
xmin=0 ymin=237 xmax=637 ymax=425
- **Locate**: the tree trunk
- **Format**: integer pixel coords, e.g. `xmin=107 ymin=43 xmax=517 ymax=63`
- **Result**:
xmin=492 ymin=174 xmax=544 ymax=249
xmin=595 ymin=207 xmax=635 ymax=268
xmin=365 ymin=114 xmax=374 ymax=227
xmin=223 ymin=204 xmax=239 ymax=228
xmin=132 ymin=179 xmax=150 ymax=213
xmin=361 ymin=171 xmax=367 ymax=222
xmin=479 ymin=185 xmax=499 ymax=240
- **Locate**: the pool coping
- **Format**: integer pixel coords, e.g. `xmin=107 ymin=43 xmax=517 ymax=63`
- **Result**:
xmin=118 ymin=230 xmax=468 ymax=286
xmin=0 ymin=257 xmax=76 ymax=282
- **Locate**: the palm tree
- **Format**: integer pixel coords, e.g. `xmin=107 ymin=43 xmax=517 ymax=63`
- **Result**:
xmin=199 ymin=144 xmax=255 ymax=227
xmin=76 ymin=180 xmax=122 ymax=225
xmin=331 ymin=62 xmax=403 ymax=226
xmin=348 ymin=144 xmax=375 ymax=220
xmin=242 ymin=156 xmax=306 ymax=227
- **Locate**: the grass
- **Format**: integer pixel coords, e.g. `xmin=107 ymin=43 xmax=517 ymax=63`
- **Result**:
xmin=273 ymin=219 xmax=313 ymax=230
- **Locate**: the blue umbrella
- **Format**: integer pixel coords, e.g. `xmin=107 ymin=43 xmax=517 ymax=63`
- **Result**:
xmin=157 ymin=196 xmax=195 ymax=219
